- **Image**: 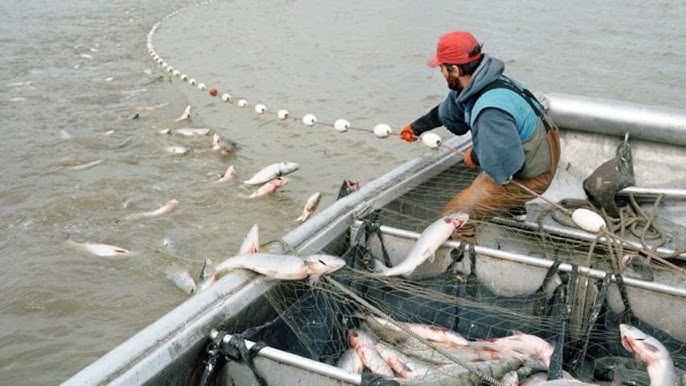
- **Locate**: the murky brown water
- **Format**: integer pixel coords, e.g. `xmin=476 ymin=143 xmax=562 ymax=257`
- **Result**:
xmin=1 ymin=0 xmax=684 ymax=384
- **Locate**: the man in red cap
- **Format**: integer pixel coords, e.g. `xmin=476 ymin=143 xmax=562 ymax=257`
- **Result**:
xmin=400 ymin=31 xmax=561 ymax=244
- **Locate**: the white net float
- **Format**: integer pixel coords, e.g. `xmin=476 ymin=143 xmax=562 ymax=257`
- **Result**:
xmin=571 ymin=208 xmax=606 ymax=233
xmin=180 ymin=74 xmax=188 ymax=81
xmin=189 ymin=78 xmax=197 ymax=85
xmin=373 ymin=124 xmax=392 ymax=138
xmin=197 ymin=83 xmax=206 ymax=91
xmin=302 ymin=114 xmax=317 ymax=126
xmin=172 ymin=70 xmax=180 ymax=77
xmin=277 ymin=109 xmax=290 ymax=120
xmin=161 ymin=61 xmax=167 ymax=68
xmin=421 ymin=132 xmax=442 ymax=149
xmin=334 ymin=119 xmax=350 ymax=132
xmin=255 ymin=104 xmax=267 ymax=114
xmin=221 ymin=93 xmax=231 ymax=102
xmin=237 ymin=99 xmax=248 ymax=107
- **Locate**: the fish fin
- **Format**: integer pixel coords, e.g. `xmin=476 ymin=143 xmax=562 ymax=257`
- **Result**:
xmin=308 ymin=275 xmax=320 ymax=286
xmin=295 ymin=214 xmax=306 ymax=222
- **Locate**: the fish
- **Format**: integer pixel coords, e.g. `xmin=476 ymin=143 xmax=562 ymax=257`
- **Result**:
xmin=166 ymin=146 xmax=189 ymax=155
xmin=167 ymin=258 xmax=216 ymax=295
xmin=69 ymin=159 xmax=104 ymax=170
xmin=620 ymin=324 xmax=677 ymax=386
xmin=214 ymin=253 xmax=345 ymax=284
xmin=194 ymin=258 xmax=217 ymax=293
xmin=243 ymin=161 xmax=299 ymax=186
xmin=237 ymin=224 xmax=259 ymax=254
xmin=167 ymin=268 xmax=196 ymax=295
xmin=175 ymin=105 xmax=191 ymax=121
xmin=336 ymin=348 xmax=364 ymax=374
xmin=211 ymin=133 xmax=237 ymax=155
xmin=485 ymin=330 xmax=554 ymax=371
xmin=125 ymin=199 xmax=178 ymax=221
xmin=347 ymin=329 xmax=394 ymax=377
xmin=67 ymin=237 xmax=130 ymax=257
xmin=375 ymin=341 xmax=433 ymax=379
xmin=374 ymin=211 xmax=469 ymax=277
xmin=175 ymin=128 xmax=210 ymax=137
xmin=397 ymin=338 xmax=501 ymax=365
xmin=295 ymin=192 xmax=321 ymax=222
xmin=337 ymin=179 xmax=360 ymax=199
xmin=361 ymin=314 xmax=469 ymax=348
xmin=248 ymin=177 xmax=288 ymax=198
xmin=215 ymin=165 xmax=236 ymax=183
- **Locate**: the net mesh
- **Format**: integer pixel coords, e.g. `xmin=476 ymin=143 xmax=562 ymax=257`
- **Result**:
xmin=237 ymin=163 xmax=686 ymax=385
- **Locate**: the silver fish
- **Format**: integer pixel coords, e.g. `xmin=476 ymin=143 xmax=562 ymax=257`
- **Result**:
xmin=174 ymin=105 xmax=191 ymax=121
xmin=168 ymin=258 xmax=216 ymax=295
xmin=375 ymin=212 xmax=469 ymax=277
xmin=166 ymin=145 xmax=189 ymax=155
xmin=620 ymin=324 xmax=677 ymax=386
xmin=336 ymin=348 xmax=364 ymax=374
xmin=67 ymin=237 xmax=130 ymax=257
xmin=175 ymin=128 xmax=210 ymax=137
xmin=485 ymin=331 xmax=554 ymax=370
xmin=375 ymin=341 xmax=433 ymax=379
xmin=347 ymin=329 xmax=394 ymax=377
xmin=361 ymin=314 xmax=469 ymax=348
xmin=237 ymin=224 xmax=259 ymax=254
xmin=214 ymin=253 xmax=345 ymax=284
xmin=215 ymin=165 xmax=235 ymax=183
xmin=243 ymin=161 xmax=299 ymax=186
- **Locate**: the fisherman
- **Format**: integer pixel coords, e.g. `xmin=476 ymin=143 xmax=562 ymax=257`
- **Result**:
xmin=400 ymin=31 xmax=561 ymax=244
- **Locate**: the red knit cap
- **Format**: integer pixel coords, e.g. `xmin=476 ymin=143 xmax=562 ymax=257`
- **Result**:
xmin=427 ymin=31 xmax=483 ymax=67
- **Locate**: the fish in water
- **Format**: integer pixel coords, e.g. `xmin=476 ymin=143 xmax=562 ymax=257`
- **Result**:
xmin=211 ymin=133 xmax=237 ymax=155
xmin=175 ymin=105 xmax=191 ymax=121
xmin=166 ymin=145 xmax=189 ymax=155
xmin=213 ymin=253 xmax=345 ymax=284
xmin=347 ymin=329 xmax=394 ymax=377
xmin=67 ymin=237 xmax=130 ymax=257
xmin=125 ymin=199 xmax=178 ymax=221
xmin=215 ymin=165 xmax=235 ymax=183
xmin=295 ymin=192 xmax=321 ymax=222
xmin=620 ymin=324 xmax=677 ymax=386
xmin=243 ymin=161 xmax=299 ymax=186
xmin=374 ymin=211 xmax=469 ymax=277
xmin=69 ymin=159 xmax=104 ymax=171
xmin=175 ymin=128 xmax=210 ymax=137
xmin=237 ymin=224 xmax=259 ymax=254
xmin=248 ymin=177 xmax=288 ymax=198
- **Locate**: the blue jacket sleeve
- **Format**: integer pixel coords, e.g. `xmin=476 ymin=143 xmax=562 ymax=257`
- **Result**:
xmin=472 ymin=108 xmax=525 ymax=184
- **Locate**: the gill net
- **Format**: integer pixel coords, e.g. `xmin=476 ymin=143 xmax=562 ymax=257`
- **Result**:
xmin=231 ymin=161 xmax=686 ymax=386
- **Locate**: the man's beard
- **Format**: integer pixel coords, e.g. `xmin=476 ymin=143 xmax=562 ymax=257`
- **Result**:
xmin=447 ymin=74 xmax=462 ymax=92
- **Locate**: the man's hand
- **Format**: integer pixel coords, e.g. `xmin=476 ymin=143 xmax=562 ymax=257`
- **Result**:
xmin=463 ymin=146 xmax=479 ymax=168
xmin=400 ymin=125 xmax=417 ymax=142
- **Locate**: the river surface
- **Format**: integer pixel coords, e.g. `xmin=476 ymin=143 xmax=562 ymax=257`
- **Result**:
xmin=1 ymin=0 xmax=684 ymax=384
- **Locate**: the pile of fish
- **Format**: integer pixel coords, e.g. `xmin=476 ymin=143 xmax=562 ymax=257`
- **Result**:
xmin=337 ymin=316 xmax=684 ymax=386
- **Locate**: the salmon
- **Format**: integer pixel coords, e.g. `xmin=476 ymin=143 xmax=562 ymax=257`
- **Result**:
xmin=214 ymin=253 xmax=345 ymax=284
xmin=243 ymin=161 xmax=299 ymax=186
xmin=375 ymin=212 xmax=469 ymax=277
xmin=295 ymin=192 xmax=321 ymax=222
xmin=347 ymin=329 xmax=394 ymax=377
xmin=237 ymin=224 xmax=259 ymax=254
xmin=67 ymin=237 xmax=130 ymax=257
xmin=620 ymin=324 xmax=677 ymax=386
xmin=125 ymin=199 xmax=178 ymax=221
xmin=248 ymin=177 xmax=288 ymax=198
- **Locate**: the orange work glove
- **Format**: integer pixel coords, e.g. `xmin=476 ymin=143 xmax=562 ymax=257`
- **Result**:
xmin=399 ymin=124 xmax=417 ymax=142
xmin=463 ymin=146 xmax=479 ymax=168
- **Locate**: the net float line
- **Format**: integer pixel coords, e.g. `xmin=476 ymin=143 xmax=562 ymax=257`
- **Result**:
xmin=146 ymin=1 xmax=400 ymax=141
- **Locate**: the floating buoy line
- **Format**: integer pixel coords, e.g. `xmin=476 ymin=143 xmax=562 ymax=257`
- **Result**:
xmin=146 ymin=1 xmax=444 ymax=148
